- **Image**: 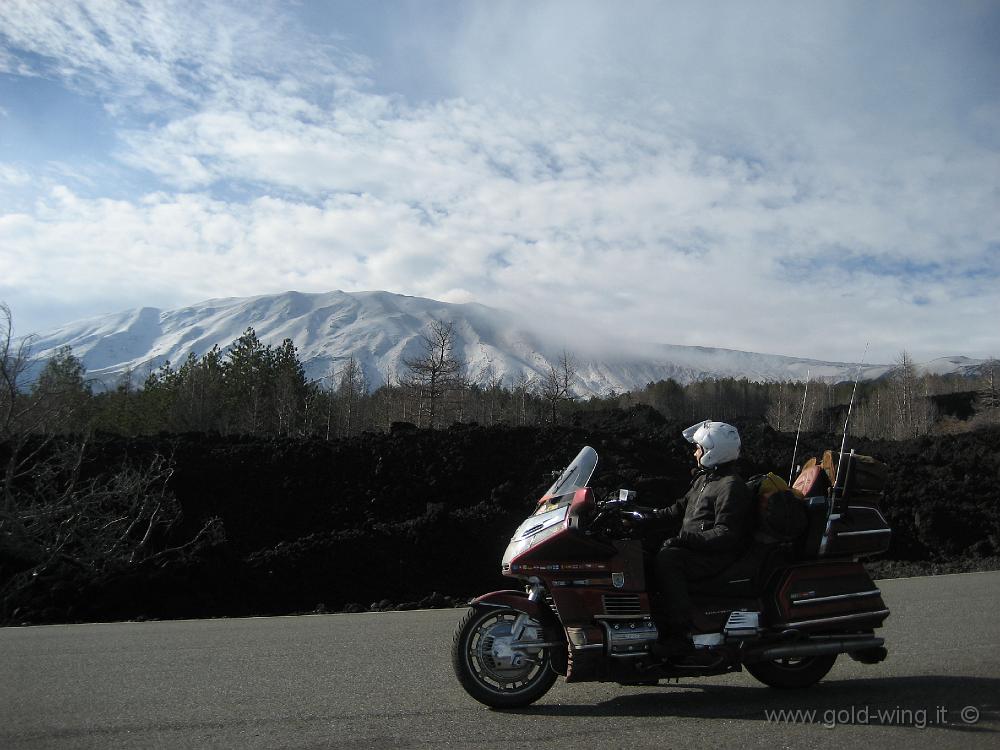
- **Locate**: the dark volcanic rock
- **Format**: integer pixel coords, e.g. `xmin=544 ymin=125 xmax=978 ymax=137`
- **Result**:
xmin=3 ymin=409 xmax=999 ymax=624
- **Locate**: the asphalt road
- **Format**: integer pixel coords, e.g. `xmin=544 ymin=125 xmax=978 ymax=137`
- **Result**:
xmin=2 ymin=571 xmax=998 ymax=749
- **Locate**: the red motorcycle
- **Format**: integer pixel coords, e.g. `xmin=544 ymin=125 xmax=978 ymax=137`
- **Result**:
xmin=452 ymin=446 xmax=891 ymax=708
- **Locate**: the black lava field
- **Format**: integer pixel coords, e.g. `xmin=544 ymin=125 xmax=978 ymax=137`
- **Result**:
xmin=3 ymin=406 xmax=999 ymax=625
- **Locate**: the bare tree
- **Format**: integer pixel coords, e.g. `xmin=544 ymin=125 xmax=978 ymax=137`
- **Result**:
xmin=1 ymin=303 xmax=34 ymax=448
xmin=889 ymin=350 xmax=934 ymax=439
xmin=370 ymin=367 xmax=400 ymax=432
xmin=0 ymin=303 xmax=40 ymax=569
xmin=336 ymin=356 xmax=368 ymax=436
xmin=0 ymin=444 xmax=226 ymax=615
xmin=976 ymin=357 xmax=999 ymax=425
xmin=765 ymin=382 xmax=788 ymax=431
xmin=540 ymin=349 xmax=577 ymax=422
xmin=893 ymin=350 xmax=917 ymax=438
xmin=0 ymin=308 xmax=89 ymax=511
xmin=402 ymin=320 xmax=464 ymax=428
xmin=510 ymin=371 xmax=533 ymax=426
xmin=1 ymin=305 xmax=224 ymax=612
xmin=479 ymin=359 xmax=506 ymax=426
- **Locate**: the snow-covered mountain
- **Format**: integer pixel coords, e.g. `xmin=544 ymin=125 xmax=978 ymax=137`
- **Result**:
xmin=23 ymin=290 xmax=983 ymax=395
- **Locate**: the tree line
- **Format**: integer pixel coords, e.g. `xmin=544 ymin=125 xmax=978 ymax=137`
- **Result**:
xmin=615 ymin=354 xmax=999 ymax=440
xmin=4 ymin=305 xmax=998 ymax=442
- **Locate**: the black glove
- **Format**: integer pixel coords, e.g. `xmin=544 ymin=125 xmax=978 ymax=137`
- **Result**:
xmin=619 ymin=510 xmax=648 ymax=529
xmin=664 ymin=529 xmax=699 ymax=548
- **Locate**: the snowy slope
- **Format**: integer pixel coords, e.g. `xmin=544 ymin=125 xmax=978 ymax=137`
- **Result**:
xmin=24 ymin=290 xmax=982 ymax=394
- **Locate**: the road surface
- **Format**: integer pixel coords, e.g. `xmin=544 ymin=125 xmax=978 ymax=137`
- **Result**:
xmin=2 ymin=571 xmax=998 ymax=748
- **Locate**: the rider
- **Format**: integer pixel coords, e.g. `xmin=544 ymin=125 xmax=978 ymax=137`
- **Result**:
xmin=650 ymin=420 xmax=753 ymax=657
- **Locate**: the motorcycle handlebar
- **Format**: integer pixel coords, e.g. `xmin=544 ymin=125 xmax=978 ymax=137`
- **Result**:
xmin=619 ymin=510 xmax=648 ymax=523
xmin=586 ymin=505 xmax=654 ymax=537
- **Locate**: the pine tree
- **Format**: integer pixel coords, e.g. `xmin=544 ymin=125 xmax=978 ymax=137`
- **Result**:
xmin=31 ymin=346 xmax=92 ymax=433
xmin=223 ymin=328 xmax=269 ymax=434
xmin=272 ymin=338 xmax=309 ymax=436
xmin=171 ymin=347 xmax=225 ymax=432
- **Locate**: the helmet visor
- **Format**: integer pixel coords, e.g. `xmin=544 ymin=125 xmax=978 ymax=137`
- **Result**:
xmin=682 ymin=420 xmax=710 ymax=444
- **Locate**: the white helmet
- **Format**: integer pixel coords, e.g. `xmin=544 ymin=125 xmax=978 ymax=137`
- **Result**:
xmin=682 ymin=420 xmax=741 ymax=468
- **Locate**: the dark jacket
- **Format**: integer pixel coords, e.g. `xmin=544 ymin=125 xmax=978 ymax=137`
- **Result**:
xmin=655 ymin=463 xmax=752 ymax=553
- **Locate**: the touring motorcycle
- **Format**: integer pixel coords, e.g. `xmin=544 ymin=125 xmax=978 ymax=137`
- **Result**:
xmin=452 ymin=446 xmax=891 ymax=708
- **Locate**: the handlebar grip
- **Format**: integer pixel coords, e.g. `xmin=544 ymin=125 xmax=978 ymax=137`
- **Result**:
xmin=620 ymin=510 xmax=651 ymax=524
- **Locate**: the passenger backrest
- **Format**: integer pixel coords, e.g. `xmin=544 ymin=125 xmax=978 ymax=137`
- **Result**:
xmin=798 ymin=496 xmax=830 ymax=558
xmin=756 ymin=490 xmax=808 ymax=543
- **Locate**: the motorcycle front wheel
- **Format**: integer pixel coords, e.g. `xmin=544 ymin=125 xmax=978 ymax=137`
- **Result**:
xmin=746 ymin=653 xmax=837 ymax=689
xmin=451 ymin=606 xmax=558 ymax=709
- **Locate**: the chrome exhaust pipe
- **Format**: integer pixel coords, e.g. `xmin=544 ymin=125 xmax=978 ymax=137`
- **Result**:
xmin=748 ymin=637 xmax=885 ymax=662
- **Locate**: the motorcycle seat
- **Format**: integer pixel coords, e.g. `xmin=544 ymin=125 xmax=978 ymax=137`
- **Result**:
xmin=689 ymin=541 xmax=792 ymax=597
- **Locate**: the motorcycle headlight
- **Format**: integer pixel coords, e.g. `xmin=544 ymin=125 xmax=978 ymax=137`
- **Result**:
xmin=503 ymin=506 xmax=570 ymax=570
xmin=514 ymin=506 xmax=569 ymax=539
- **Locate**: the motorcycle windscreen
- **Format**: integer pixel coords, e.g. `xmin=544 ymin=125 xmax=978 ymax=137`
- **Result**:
xmin=543 ymin=446 xmax=598 ymax=499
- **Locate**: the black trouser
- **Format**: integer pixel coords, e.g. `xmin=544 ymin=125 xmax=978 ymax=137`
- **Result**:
xmin=654 ymin=546 xmax=740 ymax=634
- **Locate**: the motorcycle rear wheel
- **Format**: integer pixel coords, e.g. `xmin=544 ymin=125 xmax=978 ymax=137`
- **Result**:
xmin=746 ymin=653 xmax=837 ymax=689
xmin=452 ymin=607 xmax=558 ymax=709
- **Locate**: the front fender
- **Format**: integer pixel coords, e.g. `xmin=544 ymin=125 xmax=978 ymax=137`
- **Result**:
xmin=471 ymin=590 xmax=567 ymax=676
xmin=471 ymin=590 xmax=557 ymax=625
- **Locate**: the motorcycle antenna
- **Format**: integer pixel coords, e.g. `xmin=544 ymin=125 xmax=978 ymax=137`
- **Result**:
xmin=833 ymin=342 xmax=869 ymax=489
xmin=788 ymin=370 xmax=811 ymax=485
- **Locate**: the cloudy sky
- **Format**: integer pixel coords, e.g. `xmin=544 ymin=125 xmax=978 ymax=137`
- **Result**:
xmin=1 ymin=0 xmax=997 ymax=363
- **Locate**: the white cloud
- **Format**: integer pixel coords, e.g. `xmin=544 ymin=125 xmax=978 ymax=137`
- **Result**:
xmin=0 ymin=0 xmax=367 ymax=115
xmin=0 ymin=164 xmax=30 ymax=186
xmin=0 ymin=1 xmax=997 ymax=363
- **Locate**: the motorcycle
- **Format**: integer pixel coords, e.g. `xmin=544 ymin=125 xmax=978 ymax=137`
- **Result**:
xmin=452 ymin=446 xmax=891 ymax=708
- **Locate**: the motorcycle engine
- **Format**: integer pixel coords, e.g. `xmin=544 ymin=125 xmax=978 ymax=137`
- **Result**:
xmin=600 ymin=618 xmax=659 ymax=656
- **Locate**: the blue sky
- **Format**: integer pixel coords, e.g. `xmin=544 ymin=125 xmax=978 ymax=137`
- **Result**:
xmin=1 ymin=0 xmax=997 ymax=363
